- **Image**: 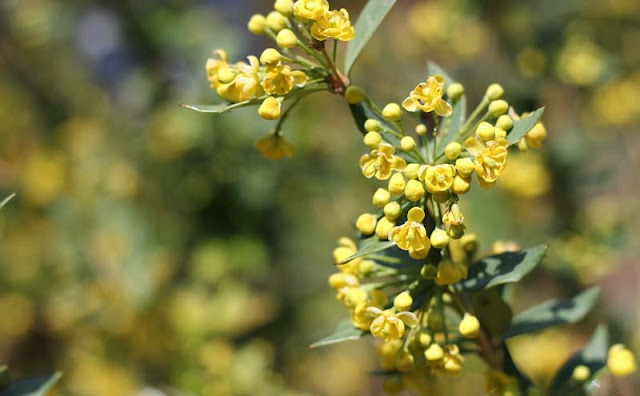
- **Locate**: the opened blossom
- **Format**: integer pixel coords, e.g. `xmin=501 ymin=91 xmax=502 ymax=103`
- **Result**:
xmin=311 ymin=9 xmax=355 ymax=41
xmin=389 ymin=207 xmax=431 ymax=259
xmin=464 ymin=136 xmax=508 ymax=186
xmin=402 ymin=74 xmax=452 ymax=116
xmin=359 ymin=142 xmax=407 ymax=180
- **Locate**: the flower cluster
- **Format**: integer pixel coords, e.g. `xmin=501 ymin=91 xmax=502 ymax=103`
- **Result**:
xmin=325 ymin=74 xmax=556 ymax=389
xmin=205 ymin=0 xmax=356 ymax=160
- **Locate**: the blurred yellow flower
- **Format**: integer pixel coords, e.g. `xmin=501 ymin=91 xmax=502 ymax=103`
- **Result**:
xmin=254 ymin=132 xmax=294 ymax=160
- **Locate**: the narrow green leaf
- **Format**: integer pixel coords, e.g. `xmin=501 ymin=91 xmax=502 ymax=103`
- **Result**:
xmin=0 ymin=194 xmax=15 ymax=210
xmin=344 ymin=0 xmax=397 ymax=76
xmin=310 ymin=319 xmax=366 ymax=348
xmin=549 ymin=324 xmax=609 ymax=396
xmin=0 ymin=372 xmax=62 ymax=396
xmin=506 ymin=107 xmax=545 ymax=146
xmin=338 ymin=235 xmax=395 ymax=264
xmin=457 ymin=245 xmax=548 ymax=292
xmin=503 ymin=287 xmax=599 ymax=340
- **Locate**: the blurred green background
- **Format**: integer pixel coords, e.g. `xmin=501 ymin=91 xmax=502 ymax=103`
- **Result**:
xmin=0 ymin=0 xmax=638 ymax=395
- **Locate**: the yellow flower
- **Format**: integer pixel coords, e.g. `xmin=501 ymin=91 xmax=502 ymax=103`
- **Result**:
xmin=216 ymin=56 xmax=262 ymax=103
xmin=368 ymin=307 xmax=418 ymax=341
xmin=464 ymin=136 xmax=508 ymax=184
xmin=275 ymin=0 xmax=294 ymax=15
xmin=402 ymin=75 xmax=453 ymax=116
xmin=352 ymin=291 xmax=388 ymax=330
xmin=607 ymin=344 xmax=637 ymax=377
xmin=404 ymin=179 xmax=425 ymax=201
xmin=378 ymin=340 xmax=403 ymax=370
xmin=388 ymin=172 xmax=406 ymax=195
xmin=293 ymin=0 xmax=329 ymax=20
xmin=389 ymin=207 xmax=431 ymax=259
xmin=258 ymin=97 xmax=282 ymax=120
xmin=359 ymin=143 xmax=407 ymax=180
xmin=247 ymin=14 xmax=266 ymax=35
xmin=356 ymin=213 xmax=377 ymax=235
xmin=421 ymin=164 xmax=456 ymax=193
xmin=393 ymin=292 xmax=413 ymax=312
xmin=430 ymin=228 xmax=449 ymax=248
xmin=254 ymin=131 xmax=294 ymax=160
xmin=311 ymin=9 xmax=355 ymax=41
xmin=372 ymin=188 xmax=391 ymax=207
xmin=261 ymin=64 xmax=307 ymax=96
xmin=206 ymin=49 xmax=229 ymax=88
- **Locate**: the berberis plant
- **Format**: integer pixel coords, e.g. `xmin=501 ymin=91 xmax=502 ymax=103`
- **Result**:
xmin=184 ymin=1 xmax=637 ymax=395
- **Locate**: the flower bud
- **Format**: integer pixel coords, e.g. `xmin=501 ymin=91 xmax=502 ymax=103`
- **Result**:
xmin=430 ymin=228 xmax=450 ymax=248
xmin=266 ymin=11 xmax=288 ymax=32
xmin=400 ymin=136 xmax=416 ymax=151
xmin=384 ymin=201 xmax=401 ymax=220
xmin=404 ymin=179 xmax=425 ymax=201
xmin=425 ymin=343 xmax=444 ymax=361
xmin=247 ymin=14 xmax=267 ymax=35
xmin=356 ymin=213 xmax=377 ymax=235
xmin=451 ymin=175 xmax=471 ymax=194
xmin=382 ymin=103 xmax=402 ymax=121
xmin=447 ymin=224 xmax=465 ymax=239
xmin=274 ymin=0 xmax=294 ymax=15
xmin=485 ymin=83 xmax=504 ymax=100
xmin=488 ymin=100 xmax=508 ymax=117
xmin=607 ymin=344 xmax=637 ymax=377
xmin=455 ymin=158 xmax=475 ymax=178
xmin=572 ymin=365 xmax=590 ymax=382
xmin=444 ymin=142 xmax=462 ymax=159
xmin=394 ymin=292 xmax=413 ymax=311
xmin=435 ymin=260 xmax=467 ymax=285
xmin=403 ymin=163 xmax=420 ymax=180
xmin=364 ymin=119 xmax=380 ymax=132
xmin=496 ymin=114 xmax=513 ymax=131
xmin=216 ymin=67 xmax=237 ymax=84
xmin=372 ymin=188 xmax=391 ymax=207
xmin=359 ymin=259 xmax=375 ymax=275
xmin=420 ymin=264 xmax=437 ymax=279
xmin=345 ymin=85 xmax=366 ymax=104
xmin=375 ymin=217 xmax=395 ymax=240
xmin=388 ymin=173 xmax=406 ymax=195
xmin=494 ymin=127 xmax=507 ymax=139
xmin=459 ymin=313 xmax=480 ymax=338
xmin=259 ymin=48 xmax=282 ymax=66
xmin=417 ymin=331 xmax=432 ymax=346
xmin=460 ymin=233 xmax=478 ymax=254
xmin=415 ymin=124 xmax=427 ymax=136
xmin=363 ymin=131 xmax=382 ymax=149
xmin=447 ymin=82 xmax=465 ymax=102
xmin=328 ymin=272 xmax=358 ymax=289
xmin=258 ymin=97 xmax=282 ymax=120
xmin=444 ymin=357 xmax=463 ymax=375
xmin=395 ymin=349 xmax=415 ymax=372
xmin=276 ymin=28 xmax=297 ymax=48
xmin=475 ymin=121 xmax=495 ymax=142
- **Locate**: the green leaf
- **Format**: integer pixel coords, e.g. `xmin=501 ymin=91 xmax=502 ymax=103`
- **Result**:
xmin=338 ymin=235 xmax=395 ymax=264
xmin=0 ymin=372 xmax=62 ymax=396
xmin=503 ymin=287 xmax=599 ymax=340
xmin=549 ymin=324 xmax=609 ymax=396
xmin=506 ymin=107 xmax=545 ymax=146
xmin=309 ymin=319 xmax=366 ymax=348
xmin=0 ymin=194 xmax=15 ymax=210
xmin=456 ymin=245 xmax=548 ymax=292
xmin=472 ymin=288 xmax=513 ymax=338
xmin=344 ymin=0 xmax=397 ymax=76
